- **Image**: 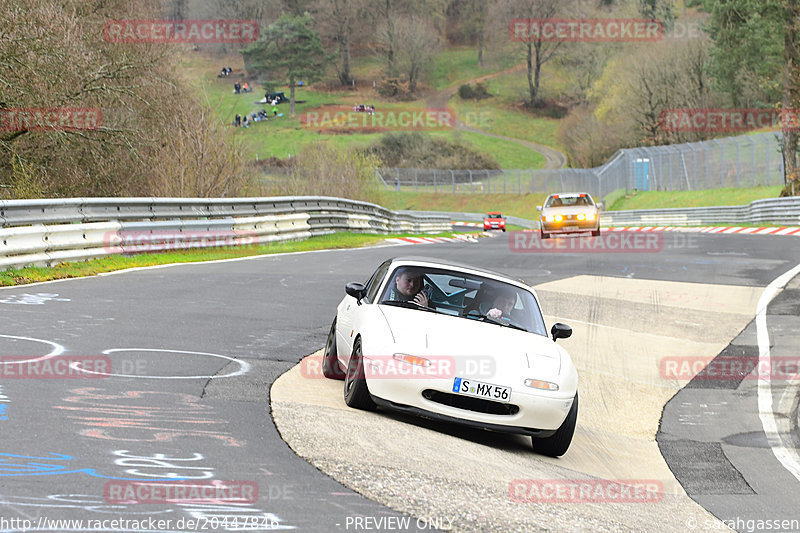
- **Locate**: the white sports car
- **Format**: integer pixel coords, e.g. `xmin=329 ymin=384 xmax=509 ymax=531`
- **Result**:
xmin=322 ymin=257 xmax=579 ymax=457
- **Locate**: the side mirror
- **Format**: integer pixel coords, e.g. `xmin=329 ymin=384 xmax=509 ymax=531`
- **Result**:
xmin=536 ymin=206 xmax=543 ymax=211
xmin=551 ymin=323 xmax=572 ymax=342
xmin=345 ymin=282 xmax=367 ymax=303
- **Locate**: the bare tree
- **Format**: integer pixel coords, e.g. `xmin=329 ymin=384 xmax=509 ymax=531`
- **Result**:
xmin=500 ymin=0 xmax=563 ymax=107
xmin=315 ymin=0 xmax=372 ymax=85
xmin=391 ymin=16 xmax=442 ymax=92
xmin=0 ymin=0 xmax=248 ymax=198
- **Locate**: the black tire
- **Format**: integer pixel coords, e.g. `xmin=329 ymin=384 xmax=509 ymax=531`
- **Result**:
xmin=532 ymin=393 xmax=578 ymax=457
xmin=540 ymin=230 xmax=549 ymax=240
xmin=343 ymin=338 xmax=376 ymax=410
xmin=322 ymin=317 xmax=345 ymax=380
xmin=591 ymin=228 xmax=601 ymax=237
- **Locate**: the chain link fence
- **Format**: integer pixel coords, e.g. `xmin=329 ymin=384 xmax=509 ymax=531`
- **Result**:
xmin=377 ymin=132 xmax=787 ymax=199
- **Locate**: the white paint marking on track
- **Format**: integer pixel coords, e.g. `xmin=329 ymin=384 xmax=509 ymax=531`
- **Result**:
xmin=757 ymin=262 xmax=800 ymax=483
xmin=71 ymin=348 xmax=251 ymax=380
xmin=0 ymin=335 xmax=65 ymax=365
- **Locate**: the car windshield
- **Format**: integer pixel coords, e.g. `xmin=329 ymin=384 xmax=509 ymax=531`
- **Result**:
xmin=487 ymin=213 xmax=502 ymax=218
xmin=545 ymin=195 xmax=592 ymax=207
xmin=378 ymin=266 xmax=547 ymax=336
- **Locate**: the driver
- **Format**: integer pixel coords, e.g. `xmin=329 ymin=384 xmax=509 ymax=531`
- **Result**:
xmin=387 ymin=268 xmax=430 ymax=307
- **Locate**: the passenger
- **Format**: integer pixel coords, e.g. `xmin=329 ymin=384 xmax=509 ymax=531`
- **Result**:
xmin=487 ymin=290 xmax=515 ymax=319
xmin=467 ymin=284 xmax=515 ymax=320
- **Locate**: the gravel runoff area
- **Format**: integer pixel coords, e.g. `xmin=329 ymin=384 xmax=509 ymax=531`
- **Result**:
xmin=271 ymin=275 xmax=764 ymax=532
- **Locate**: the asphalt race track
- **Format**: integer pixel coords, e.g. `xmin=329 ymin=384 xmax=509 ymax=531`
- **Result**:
xmin=0 ymin=231 xmax=799 ymax=532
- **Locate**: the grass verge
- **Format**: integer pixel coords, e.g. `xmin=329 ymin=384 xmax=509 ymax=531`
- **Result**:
xmin=0 ymin=231 xmax=463 ymax=287
xmin=375 ymin=191 xmax=548 ymax=220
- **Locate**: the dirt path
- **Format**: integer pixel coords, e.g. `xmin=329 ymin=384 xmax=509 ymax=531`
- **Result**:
xmin=425 ymin=63 xmax=568 ymax=169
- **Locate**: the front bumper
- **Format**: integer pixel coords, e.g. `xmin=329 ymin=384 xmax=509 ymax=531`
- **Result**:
xmin=364 ymin=370 xmax=574 ymax=434
xmin=372 ymin=395 xmax=558 ymax=437
xmin=541 ymin=220 xmax=599 ymax=234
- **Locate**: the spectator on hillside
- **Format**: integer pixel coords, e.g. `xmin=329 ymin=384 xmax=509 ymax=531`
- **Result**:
xmin=234 ymin=114 xmax=241 ymax=127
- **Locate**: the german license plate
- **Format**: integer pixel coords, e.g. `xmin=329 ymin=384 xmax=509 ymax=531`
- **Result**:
xmin=563 ymin=226 xmax=580 ymax=231
xmin=452 ymin=377 xmax=511 ymax=403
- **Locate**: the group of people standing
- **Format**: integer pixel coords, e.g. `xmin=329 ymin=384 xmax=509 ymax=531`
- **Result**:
xmin=233 ymin=82 xmax=252 ymax=94
xmin=353 ymin=104 xmax=375 ymax=115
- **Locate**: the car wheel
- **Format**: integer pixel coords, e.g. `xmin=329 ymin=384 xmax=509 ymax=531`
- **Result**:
xmin=591 ymin=228 xmax=601 ymax=237
xmin=502 ymin=228 xmax=506 ymax=232
xmin=532 ymin=393 xmax=578 ymax=457
xmin=343 ymin=338 xmax=376 ymax=410
xmin=540 ymin=230 xmax=549 ymax=240
xmin=322 ymin=317 xmax=345 ymax=380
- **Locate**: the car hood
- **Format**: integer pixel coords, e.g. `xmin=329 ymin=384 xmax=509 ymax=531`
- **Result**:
xmin=377 ymin=305 xmax=562 ymax=377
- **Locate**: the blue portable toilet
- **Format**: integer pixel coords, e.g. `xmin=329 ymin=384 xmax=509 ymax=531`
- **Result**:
xmin=633 ymin=158 xmax=650 ymax=190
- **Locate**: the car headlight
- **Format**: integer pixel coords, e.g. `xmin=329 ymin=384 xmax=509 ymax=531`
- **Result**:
xmin=524 ymin=379 xmax=559 ymax=391
xmin=545 ymin=215 xmax=562 ymax=222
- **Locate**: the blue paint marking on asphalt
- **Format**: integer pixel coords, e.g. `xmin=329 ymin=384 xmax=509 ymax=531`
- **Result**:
xmin=0 ymin=453 xmax=187 ymax=480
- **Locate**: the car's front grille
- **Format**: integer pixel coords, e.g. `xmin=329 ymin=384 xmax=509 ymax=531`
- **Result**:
xmin=422 ymin=389 xmax=520 ymax=415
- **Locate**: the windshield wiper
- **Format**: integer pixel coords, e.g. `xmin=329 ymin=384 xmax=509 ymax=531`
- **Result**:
xmin=467 ymin=313 xmax=528 ymax=332
xmin=380 ymin=300 xmax=438 ymax=313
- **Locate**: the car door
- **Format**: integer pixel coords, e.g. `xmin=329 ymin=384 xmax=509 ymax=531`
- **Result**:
xmin=337 ymin=260 xmax=391 ymax=357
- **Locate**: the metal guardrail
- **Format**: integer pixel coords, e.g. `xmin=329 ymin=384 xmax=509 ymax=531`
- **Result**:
xmin=0 ymin=196 xmax=452 ymax=270
xmin=409 ymin=197 xmax=800 ymax=232
xmin=400 ymin=210 xmax=537 ymax=229
xmin=600 ymin=197 xmax=800 ymax=227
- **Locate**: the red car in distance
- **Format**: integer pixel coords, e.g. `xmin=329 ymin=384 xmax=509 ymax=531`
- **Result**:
xmin=483 ymin=213 xmax=506 ymax=232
